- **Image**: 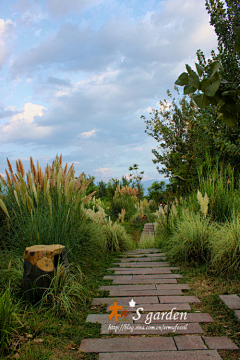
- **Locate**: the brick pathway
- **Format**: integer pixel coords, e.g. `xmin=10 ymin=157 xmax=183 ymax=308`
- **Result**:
xmin=79 ymin=248 xmax=239 ymax=359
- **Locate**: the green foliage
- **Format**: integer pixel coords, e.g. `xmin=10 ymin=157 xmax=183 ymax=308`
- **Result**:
xmin=211 ymin=214 xmax=240 ymax=275
xmin=143 ymin=90 xmax=215 ymax=194
xmin=169 ymin=212 xmax=217 ymax=264
xmin=128 ymin=164 xmax=144 ymax=200
xmin=102 ymin=220 xmax=134 ymax=252
xmin=38 ymin=265 xmax=89 ymax=315
xmin=147 ymin=181 xmax=166 ymax=202
xmin=176 ymin=0 xmax=240 ymax=126
xmin=0 ymin=286 xmax=21 ymax=353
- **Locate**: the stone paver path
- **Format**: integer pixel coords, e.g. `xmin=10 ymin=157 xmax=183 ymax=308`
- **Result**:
xmin=79 ymin=247 xmax=239 ymax=359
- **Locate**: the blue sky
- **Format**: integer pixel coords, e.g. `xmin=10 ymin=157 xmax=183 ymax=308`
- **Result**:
xmin=0 ymin=0 xmax=217 ymax=182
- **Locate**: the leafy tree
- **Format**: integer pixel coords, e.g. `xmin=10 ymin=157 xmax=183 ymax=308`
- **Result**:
xmin=97 ymin=180 xmax=107 ymax=200
xmin=175 ymin=0 xmax=240 ymax=126
xmin=147 ymin=181 xmax=166 ymax=202
xmin=143 ymin=90 xmax=215 ymax=194
xmin=128 ymin=164 xmax=144 ymax=201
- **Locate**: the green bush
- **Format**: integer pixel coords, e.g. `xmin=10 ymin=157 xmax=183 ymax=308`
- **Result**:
xmin=211 ymin=214 xmax=240 ymax=275
xmin=102 ymin=220 xmax=134 ymax=252
xmin=168 ymin=212 xmax=217 ymax=264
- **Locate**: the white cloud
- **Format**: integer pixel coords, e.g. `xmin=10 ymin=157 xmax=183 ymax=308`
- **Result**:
xmin=1 ymin=102 xmax=51 ymax=142
xmin=0 ymin=19 xmax=15 ymax=67
xmin=79 ymin=129 xmax=98 ymax=138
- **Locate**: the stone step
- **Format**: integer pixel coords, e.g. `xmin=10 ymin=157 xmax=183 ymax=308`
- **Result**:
xmin=79 ymin=336 xmax=176 ymax=352
xmin=86 ymin=313 xmax=213 ymax=324
xmin=117 ymin=257 xmax=166 ymax=262
xmin=109 ymin=289 xmax=184 ymax=297
xmin=101 ymin=322 xmax=204 ymax=334
xmin=98 ymin=350 xmax=222 ymax=359
xmin=159 ymin=296 xmax=200 ymax=303
xmin=112 ymin=278 xmax=178 ymax=285
xmin=120 ymin=253 xmax=165 ymax=258
xmin=113 ymin=262 xmax=170 ymax=267
xmin=99 ymin=284 xmax=190 ymax=291
xmin=219 ymin=294 xmax=240 ymax=310
xmin=111 ymin=268 xmax=178 ymax=274
xmin=92 ymin=296 xmax=160 ymax=305
xmin=106 ymin=303 xmax=192 ymax=312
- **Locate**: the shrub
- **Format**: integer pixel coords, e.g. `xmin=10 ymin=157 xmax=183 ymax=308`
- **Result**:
xmin=102 ymin=219 xmax=134 ymax=252
xmin=168 ymin=212 xmax=217 ymax=264
xmin=211 ymin=214 xmax=240 ymax=275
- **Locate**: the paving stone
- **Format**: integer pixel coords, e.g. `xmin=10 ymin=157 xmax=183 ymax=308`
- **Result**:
xmin=219 ymin=294 xmax=240 ymax=310
xmin=174 ymin=336 xmax=207 ymax=350
xmin=116 ymin=262 xmax=170 ymax=267
xmin=203 ymin=336 xmax=239 ymax=350
xmin=159 ymin=296 xmax=201 ymax=303
xmin=101 ymin=322 xmax=204 ymax=334
xmin=117 ymin=257 xmax=166 ymax=262
xmin=103 ymin=275 xmax=132 ymax=280
xmin=86 ymin=314 xmax=134 ymax=324
xmin=92 ymin=296 xmax=160 ymax=305
xmin=106 ymin=303 xmax=192 ymax=312
xmin=120 ymin=253 xmax=165 ymax=258
xmin=98 ymin=350 xmax=222 ymax=360
xmin=133 ymin=313 xmax=214 ymax=323
xmin=234 ymin=310 xmax=240 ymax=321
xmin=132 ymin=274 xmax=183 ymax=279
xmin=99 ymin=285 xmax=156 ymax=291
xmin=112 ymin=268 xmax=175 ymax=274
xmin=79 ymin=336 xmax=177 ymax=353
xmin=156 ymin=284 xmax=190 ymax=290
xmin=122 ymin=249 xmax=160 ymax=254
xmin=112 ymin=278 xmax=178 ymax=284
xmin=109 ymin=289 xmax=183 ymax=297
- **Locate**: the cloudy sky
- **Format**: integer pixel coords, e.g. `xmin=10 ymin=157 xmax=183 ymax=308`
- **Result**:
xmin=0 ymin=0 xmax=217 ymax=182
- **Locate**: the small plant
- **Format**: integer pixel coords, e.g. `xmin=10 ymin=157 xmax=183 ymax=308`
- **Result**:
xmin=38 ymin=265 xmax=89 ymax=315
xmin=0 ymin=285 xmax=21 ymax=353
xmin=102 ymin=219 xmax=133 ymax=252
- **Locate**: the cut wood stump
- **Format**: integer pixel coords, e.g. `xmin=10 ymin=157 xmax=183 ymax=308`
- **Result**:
xmin=21 ymin=244 xmax=68 ymax=300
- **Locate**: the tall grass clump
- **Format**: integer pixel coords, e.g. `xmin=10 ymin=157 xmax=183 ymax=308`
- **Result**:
xmin=0 ymin=286 xmax=21 ymax=354
xmin=110 ymin=185 xmax=138 ymax=221
xmin=130 ymin=198 xmax=153 ymax=222
xmin=196 ymin=157 xmax=236 ymax=222
xmin=211 ymin=214 xmax=240 ymax=275
xmin=154 ymin=200 xmax=180 ymax=244
xmin=0 ymin=155 xmax=97 ymax=253
xmin=169 ymin=212 xmax=217 ymax=264
xmin=38 ymin=265 xmax=89 ymax=315
xmin=138 ymin=233 xmax=157 ymax=249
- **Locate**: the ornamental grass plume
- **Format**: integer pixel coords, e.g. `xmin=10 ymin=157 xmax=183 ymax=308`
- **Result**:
xmin=197 ymin=190 xmax=209 ymax=218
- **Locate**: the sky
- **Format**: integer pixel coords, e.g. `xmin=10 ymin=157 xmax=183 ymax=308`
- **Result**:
xmin=0 ymin=0 xmax=218 ymax=183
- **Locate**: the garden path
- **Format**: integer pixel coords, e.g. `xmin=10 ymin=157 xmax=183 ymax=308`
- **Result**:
xmin=79 ymin=243 xmax=239 ymax=359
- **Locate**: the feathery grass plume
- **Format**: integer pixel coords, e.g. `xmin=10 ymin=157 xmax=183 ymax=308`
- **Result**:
xmin=0 ymin=199 xmax=9 ymax=218
xmin=197 ymin=190 xmax=209 ymax=218
xmin=118 ymin=208 xmax=126 ymax=224
xmin=7 ymin=158 xmax=13 ymax=176
xmin=0 ymin=175 xmax=6 ymax=187
xmin=63 ymin=163 xmax=68 ymax=175
xmin=18 ymin=159 xmax=25 ymax=177
xmin=84 ymin=191 xmax=96 ymax=203
xmin=14 ymin=190 xmax=20 ymax=208
xmin=5 ymin=170 xmax=11 ymax=186
xmin=66 ymin=179 xmax=74 ymax=203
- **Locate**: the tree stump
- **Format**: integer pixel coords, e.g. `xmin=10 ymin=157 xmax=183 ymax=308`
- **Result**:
xmin=21 ymin=244 xmax=69 ymax=300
